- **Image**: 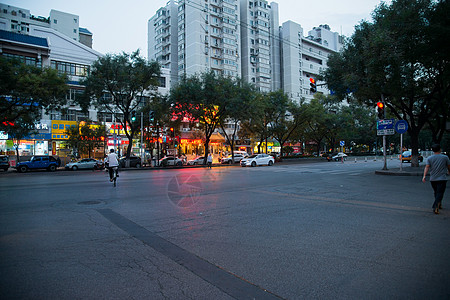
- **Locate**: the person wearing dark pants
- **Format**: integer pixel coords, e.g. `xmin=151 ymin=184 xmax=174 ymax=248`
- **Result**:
xmin=422 ymin=144 xmax=450 ymax=214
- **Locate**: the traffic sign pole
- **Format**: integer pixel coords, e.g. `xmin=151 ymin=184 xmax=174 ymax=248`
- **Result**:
xmin=395 ymin=120 xmax=408 ymax=172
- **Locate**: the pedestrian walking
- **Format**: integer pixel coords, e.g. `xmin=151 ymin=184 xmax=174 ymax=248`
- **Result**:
xmin=422 ymin=144 xmax=450 ymax=214
xmin=207 ymin=153 xmax=213 ymax=169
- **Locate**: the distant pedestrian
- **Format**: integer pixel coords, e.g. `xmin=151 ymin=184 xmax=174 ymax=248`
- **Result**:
xmin=422 ymin=144 xmax=450 ymax=214
xmin=207 ymin=153 xmax=213 ymax=169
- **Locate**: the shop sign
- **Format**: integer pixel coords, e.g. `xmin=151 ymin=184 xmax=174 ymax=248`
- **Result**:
xmin=24 ymin=133 xmax=52 ymax=140
xmin=106 ymin=123 xmax=130 ymax=135
xmin=35 ymin=122 xmax=50 ymax=131
xmin=51 ymin=120 xmax=77 ymax=140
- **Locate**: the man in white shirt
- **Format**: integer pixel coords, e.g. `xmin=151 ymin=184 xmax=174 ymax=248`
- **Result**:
xmin=105 ymin=149 xmax=120 ymax=181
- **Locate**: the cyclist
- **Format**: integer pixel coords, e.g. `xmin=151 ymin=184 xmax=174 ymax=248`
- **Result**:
xmin=105 ymin=149 xmax=119 ymax=182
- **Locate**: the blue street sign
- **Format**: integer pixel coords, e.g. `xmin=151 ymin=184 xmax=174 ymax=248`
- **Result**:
xmin=377 ymin=119 xmax=395 ymax=130
xmin=340 ymin=141 xmax=345 ymax=146
xmin=395 ymin=120 xmax=408 ymax=134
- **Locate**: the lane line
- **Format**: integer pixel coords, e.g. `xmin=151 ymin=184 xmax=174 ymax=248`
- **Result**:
xmin=97 ymin=209 xmax=284 ymax=300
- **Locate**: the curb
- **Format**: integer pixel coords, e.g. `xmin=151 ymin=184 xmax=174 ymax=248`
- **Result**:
xmin=375 ymin=166 xmax=425 ymax=176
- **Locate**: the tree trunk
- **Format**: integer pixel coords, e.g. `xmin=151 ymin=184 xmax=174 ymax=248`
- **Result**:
xmin=410 ymin=128 xmax=420 ymax=167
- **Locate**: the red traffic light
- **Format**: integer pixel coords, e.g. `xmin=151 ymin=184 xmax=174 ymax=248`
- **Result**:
xmin=309 ymin=78 xmax=315 ymax=84
xmin=170 ymin=127 xmax=174 ymax=132
xmin=377 ymin=102 xmax=384 ymax=109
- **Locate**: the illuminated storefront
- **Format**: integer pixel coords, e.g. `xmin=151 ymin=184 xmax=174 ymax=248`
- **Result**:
xmin=178 ymin=132 xmax=225 ymax=155
xmin=1 ymin=121 xmax=53 ymax=157
xmin=51 ymin=120 xmax=77 ymax=157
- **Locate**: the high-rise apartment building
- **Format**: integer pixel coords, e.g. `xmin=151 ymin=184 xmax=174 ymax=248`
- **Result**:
xmin=148 ymin=1 xmax=343 ymax=101
xmin=148 ymin=0 xmax=241 ymax=84
xmin=240 ymin=0 xmax=280 ymax=92
xmin=280 ymin=22 xmax=343 ymax=103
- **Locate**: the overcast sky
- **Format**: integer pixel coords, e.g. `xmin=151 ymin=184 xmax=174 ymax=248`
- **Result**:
xmin=2 ymin=0 xmax=389 ymax=57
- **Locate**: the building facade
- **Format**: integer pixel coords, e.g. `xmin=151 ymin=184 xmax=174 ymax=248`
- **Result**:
xmin=280 ymin=22 xmax=343 ymax=103
xmin=0 ymin=5 xmax=102 ymax=159
xmin=0 ymin=4 xmax=93 ymax=48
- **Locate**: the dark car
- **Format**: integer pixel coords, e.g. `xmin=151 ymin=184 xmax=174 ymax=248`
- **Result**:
xmin=0 ymin=155 xmax=9 ymax=171
xmin=15 ymin=155 xmax=61 ymax=172
xmin=119 ymin=156 xmax=142 ymax=168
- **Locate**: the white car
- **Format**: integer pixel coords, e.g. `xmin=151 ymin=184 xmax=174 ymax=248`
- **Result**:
xmin=159 ymin=156 xmax=183 ymax=167
xmin=221 ymin=154 xmax=245 ymax=164
xmin=240 ymin=154 xmax=274 ymax=167
xmin=332 ymin=152 xmax=348 ymax=161
xmin=187 ymin=156 xmax=206 ymax=165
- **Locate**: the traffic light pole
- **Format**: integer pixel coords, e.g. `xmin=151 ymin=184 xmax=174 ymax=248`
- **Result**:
xmin=381 ymin=94 xmax=388 ymax=170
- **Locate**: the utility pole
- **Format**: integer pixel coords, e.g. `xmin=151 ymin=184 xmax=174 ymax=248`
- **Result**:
xmin=140 ymin=112 xmax=144 ymax=165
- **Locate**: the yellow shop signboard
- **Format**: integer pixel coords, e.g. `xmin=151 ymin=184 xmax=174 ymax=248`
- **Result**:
xmin=51 ymin=120 xmax=77 ymax=140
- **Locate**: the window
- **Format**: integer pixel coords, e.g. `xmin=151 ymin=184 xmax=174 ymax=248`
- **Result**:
xmin=54 ymin=19 xmax=57 ymax=24
xmin=51 ymin=60 xmax=90 ymax=77
xmin=73 ymin=29 xmax=77 ymax=33
xmin=158 ymin=76 xmax=166 ymax=88
xmin=74 ymin=18 xmax=77 ymax=23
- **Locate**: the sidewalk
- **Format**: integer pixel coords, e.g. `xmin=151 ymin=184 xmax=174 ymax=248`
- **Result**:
xmin=375 ymin=165 xmax=425 ymax=176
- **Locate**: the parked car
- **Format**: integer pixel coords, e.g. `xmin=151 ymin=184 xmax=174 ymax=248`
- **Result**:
xmin=240 ymin=153 xmax=274 ymax=167
xmin=119 ymin=156 xmax=143 ymax=168
xmin=15 ymin=155 xmax=61 ymax=172
xmin=233 ymin=151 xmax=249 ymax=157
xmin=159 ymin=156 xmax=183 ymax=167
xmin=65 ymin=158 xmax=103 ymax=170
xmin=400 ymin=151 xmax=423 ymax=163
xmin=187 ymin=156 xmax=206 ymax=165
xmin=0 ymin=155 xmax=9 ymax=171
xmin=332 ymin=152 xmax=348 ymax=161
xmin=221 ymin=154 xmax=245 ymax=164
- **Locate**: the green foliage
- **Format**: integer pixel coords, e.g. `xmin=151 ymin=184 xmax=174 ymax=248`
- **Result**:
xmin=81 ymin=50 xmax=161 ymax=159
xmin=65 ymin=121 xmax=107 ymax=158
xmin=170 ymin=71 xmax=235 ymax=159
xmin=268 ymin=90 xmax=307 ymax=158
xmin=0 ymin=56 xmax=68 ymax=134
xmin=323 ymin=0 xmax=450 ymax=165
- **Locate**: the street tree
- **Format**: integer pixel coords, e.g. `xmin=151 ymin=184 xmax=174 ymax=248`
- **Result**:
xmin=238 ymin=92 xmax=274 ymax=154
xmin=65 ymin=121 xmax=107 ymax=159
xmin=219 ymin=78 xmax=257 ymax=160
xmin=170 ymin=71 xmax=231 ymax=163
xmin=141 ymin=93 xmax=177 ymax=162
xmin=268 ymin=90 xmax=306 ymax=159
xmin=0 ymin=56 xmax=68 ymax=160
xmin=81 ymin=50 xmax=160 ymax=164
xmin=323 ymin=0 xmax=450 ymax=166
xmin=302 ymin=98 xmax=337 ymax=155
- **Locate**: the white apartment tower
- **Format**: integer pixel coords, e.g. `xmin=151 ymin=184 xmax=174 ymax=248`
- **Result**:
xmin=240 ymin=0 xmax=280 ymax=92
xmin=280 ymin=22 xmax=343 ymax=103
xmin=148 ymin=1 xmax=343 ymax=101
xmin=148 ymin=0 xmax=241 ymax=83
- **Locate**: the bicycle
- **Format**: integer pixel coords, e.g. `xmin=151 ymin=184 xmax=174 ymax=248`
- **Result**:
xmin=109 ymin=166 xmax=118 ymax=187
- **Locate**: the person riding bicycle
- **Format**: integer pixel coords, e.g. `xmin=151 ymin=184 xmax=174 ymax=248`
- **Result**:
xmin=105 ymin=149 xmax=119 ymax=182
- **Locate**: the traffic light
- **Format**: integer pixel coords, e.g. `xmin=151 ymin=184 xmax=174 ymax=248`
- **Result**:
xmin=174 ymin=139 xmax=178 ymax=148
xmin=170 ymin=127 xmax=174 ymax=138
xmin=131 ymin=111 xmax=136 ymax=122
xmin=309 ymin=78 xmax=317 ymax=93
xmin=377 ymin=102 xmax=384 ymax=119
xmin=149 ymin=110 xmax=154 ymax=122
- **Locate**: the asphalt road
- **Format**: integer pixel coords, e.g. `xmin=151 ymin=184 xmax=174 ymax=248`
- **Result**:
xmin=1 ymin=160 xmax=449 ymax=299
